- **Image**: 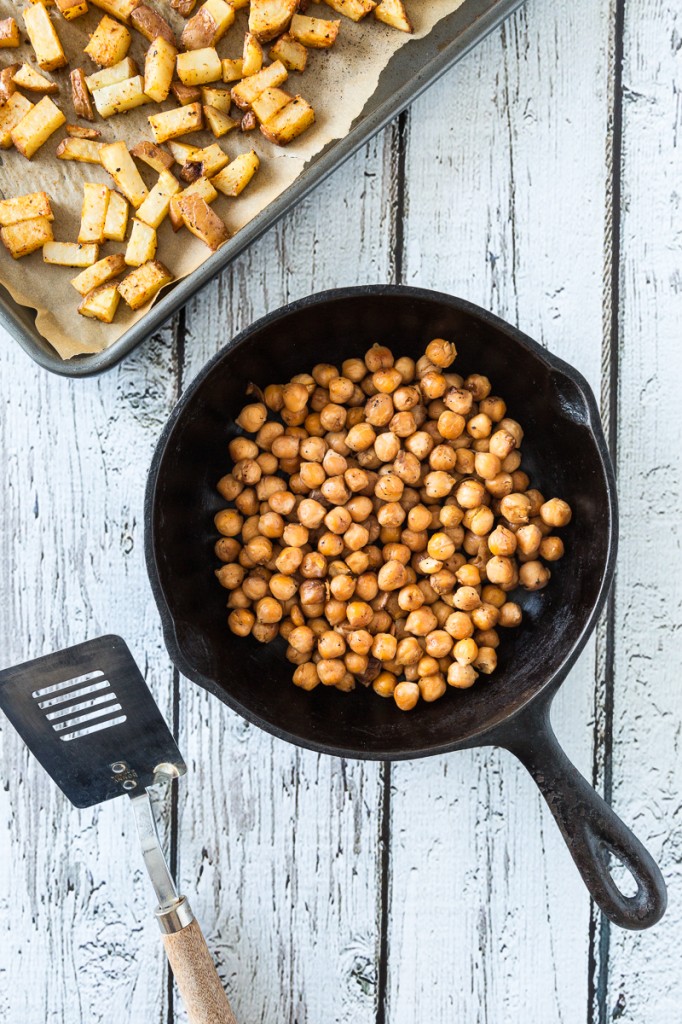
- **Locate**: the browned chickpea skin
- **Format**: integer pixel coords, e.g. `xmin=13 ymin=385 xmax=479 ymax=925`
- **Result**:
xmin=389 ymin=411 xmax=418 ymax=438
xmin=394 ymin=681 xmax=420 ymax=710
xmin=235 ymin=489 xmax=259 ymax=517
xmin=365 ymin=344 xmax=394 ymax=372
xmin=444 ymin=386 xmax=473 ymax=416
xmin=299 ymin=462 xmax=326 ymax=490
xmin=372 ymin=367 xmax=402 ymax=394
xmin=216 ymin=475 xmax=244 ymax=503
xmin=373 ymin=671 xmax=397 ymax=697
xmin=474 ymin=628 xmax=500 ymax=649
xmin=229 ymin=437 xmax=259 ymax=462
xmin=235 ymin=402 xmax=267 ymax=434
xmin=317 ymin=659 xmax=347 ymax=686
xmin=227 ymin=585 xmax=250 ymax=608
xmin=342 ymin=357 xmax=367 ymax=382
xmin=345 ymin=422 xmax=376 ymax=453
xmin=228 ymin=608 xmax=255 ymax=637
xmin=363 ymin=394 xmax=394 ymax=429
xmin=215 ymin=563 xmax=245 ymax=590
xmin=304 ymin=413 xmax=325 ymax=437
xmin=404 ymin=606 xmax=438 ymax=636
xmin=318 ymin=403 xmax=345 ymax=432
xmin=288 ymin=625 xmax=316 ymax=654
xmin=263 ymin=384 xmax=284 ymax=412
xmin=257 ymin=453 xmax=279 ymax=477
xmin=498 ymin=601 xmax=523 ymax=628
xmin=467 ymin=413 xmax=492 ymax=439
xmin=215 ymin=509 xmax=243 ymax=537
xmin=318 ymin=532 xmax=345 ymax=557
xmin=215 ymin=537 xmax=241 ymax=563
xmin=540 ymin=498 xmax=572 ymax=528
xmin=499 ymin=492 xmax=532 ymax=525
xmin=539 ymin=536 xmax=565 ymax=561
xmin=372 ymin=633 xmax=397 ymax=662
xmin=292 ymin=662 xmax=320 ymax=691
xmin=345 ymin=408 xmax=365 ymax=429
xmin=447 ymin=662 xmax=478 ymax=689
xmin=344 ymin=467 xmax=369 ymax=494
xmin=444 ymin=610 xmax=474 ymax=640
xmin=233 ymin=459 xmax=262 ymax=486
xmin=317 ymin=630 xmax=346 ymax=660
xmin=424 ymin=337 xmax=457 ymax=367
xmin=516 ymin=524 xmax=543 ymax=556
xmin=519 ymin=560 xmax=551 ymax=591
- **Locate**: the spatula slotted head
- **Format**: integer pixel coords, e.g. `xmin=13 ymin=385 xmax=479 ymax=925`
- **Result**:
xmin=0 ymin=635 xmax=185 ymax=808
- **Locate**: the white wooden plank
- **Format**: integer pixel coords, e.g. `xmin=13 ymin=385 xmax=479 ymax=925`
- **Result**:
xmin=388 ymin=0 xmax=613 ymax=1019
xmin=172 ymin=133 xmax=395 ymax=1023
xmin=606 ymin=0 xmax=682 ymax=1017
xmin=0 ymin=328 xmax=179 ymax=1023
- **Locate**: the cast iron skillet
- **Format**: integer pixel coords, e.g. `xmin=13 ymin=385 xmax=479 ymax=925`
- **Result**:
xmin=144 ymin=285 xmax=666 ymax=930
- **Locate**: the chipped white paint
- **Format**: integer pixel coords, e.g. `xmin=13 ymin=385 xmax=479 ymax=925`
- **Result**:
xmin=0 ymin=0 xmax=679 ymax=1021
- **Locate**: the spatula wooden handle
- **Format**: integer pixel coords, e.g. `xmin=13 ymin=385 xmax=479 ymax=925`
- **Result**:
xmin=159 ymin=903 xmax=237 ymax=1024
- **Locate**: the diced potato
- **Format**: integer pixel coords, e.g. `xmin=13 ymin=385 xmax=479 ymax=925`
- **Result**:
xmin=321 ymin=0 xmax=376 ymax=20
xmin=148 ymin=102 xmax=203 ymax=143
xmin=0 ymin=65 xmax=19 ymax=104
xmin=0 ymin=93 xmax=34 ymax=149
xmin=135 ymin=169 xmax=180 ymax=228
xmin=182 ymin=0 xmax=235 ymax=50
xmin=66 ymin=123 xmax=101 ymax=138
xmin=231 ymin=60 xmax=287 ymax=110
xmin=12 ymin=64 xmax=59 ymax=93
xmin=229 ymin=0 xmax=249 ymax=7
xmin=269 ymin=33 xmax=308 ymax=72
xmin=176 ymin=47 xmax=222 ymax=86
xmin=78 ymin=182 xmax=110 ymax=243
xmin=248 ymin=0 xmax=298 ymax=43
xmin=131 ymin=140 xmax=174 ymax=173
xmin=203 ymin=105 xmax=238 ymax=138
xmin=70 ymin=252 xmax=126 ymax=294
xmin=0 ymin=191 xmax=53 ymax=226
xmin=56 ymin=136 xmax=103 ymax=162
xmin=1 ymin=216 xmax=54 ymax=258
xmin=23 ymin=3 xmax=68 ymax=71
xmin=374 ymin=0 xmax=412 ymax=31
xmin=289 ymin=13 xmax=340 ymax=47
xmin=43 ymin=240 xmax=99 ymax=266
xmin=178 ymin=141 xmax=228 ymax=181
xmin=55 ymin=0 xmax=89 ymax=20
xmin=130 ymin=4 xmax=176 ymax=46
xmin=144 ymin=36 xmax=176 ymax=103
xmin=259 ymin=95 xmax=314 ymax=145
xmin=170 ymin=0 xmax=197 ymax=17
xmin=167 ymin=141 xmax=201 ymax=165
xmin=0 ymin=18 xmax=20 ymax=48
xmin=78 ymin=282 xmax=120 ymax=322
xmin=85 ymin=15 xmax=131 ymax=67
xmin=85 ymin=57 xmax=137 ymax=94
xmin=11 ymin=95 xmax=66 ymax=159
xmin=221 ymin=58 xmax=243 ymax=82
xmin=100 ymin=141 xmax=149 ymax=207
xmin=242 ymin=33 xmax=263 ymax=76
xmin=171 ymin=79 xmax=201 ymax=105
xmin=169 ymin=176 xmax=217 ymax=230
xmin=88 ymin=0 xmax=140 ymax=24
xmin=176 ymin=194 xmax=228 ymax=250
xmin=125 ymin=218 xmax=157 ymax=265
xmin=118 ymin=260 xmax=173 ymax=309
xmin=251 ymin=86 xmax=291 ymax=124
xmin=200 ymin=86 xmax=231 ymax=112
xmin=240 ymin=110 xmax=257 ymax=132
xmin=93 ymin=75 xmax=150 ymax=117
xmin=70 ymin=68 xmax=94 ymax=120
xmin=211 ymin=150 xmax=259 ymax=196
xmin=103 ymin=189 xmax=129 ymax=240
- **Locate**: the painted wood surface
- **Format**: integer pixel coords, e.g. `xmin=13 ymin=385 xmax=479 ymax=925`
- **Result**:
xmin=0 ymin=0 xmax=679 ymax=1021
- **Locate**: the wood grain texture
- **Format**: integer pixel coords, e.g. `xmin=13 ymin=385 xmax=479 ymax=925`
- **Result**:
xmin=0 ymin=327 xmax=179 ymax=1023
xmin=172 ymin=132 xmax=396 ymax=1024
xmin=388 ymin=0 xmax=614 ymax=1020
xmin=605 ymin=0 xmax=682 ymax=1019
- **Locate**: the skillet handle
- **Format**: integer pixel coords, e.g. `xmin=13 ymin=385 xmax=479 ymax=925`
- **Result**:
xmin=500 ymin=698 xmax=667 ymax=930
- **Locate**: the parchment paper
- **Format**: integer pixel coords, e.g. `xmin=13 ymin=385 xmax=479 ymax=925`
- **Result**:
xmin=0 ymin=0 xmax=464 ymax=359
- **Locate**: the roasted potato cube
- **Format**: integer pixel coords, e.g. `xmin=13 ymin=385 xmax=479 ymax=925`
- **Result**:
xmin=135 ymin=169 xmax=180 ymax=227
xmin=70 ymin=251 xmax=126 ymax=293
xmin=0 ymin=18 xmax=20 ymax=48
xmin=167 ymin=141 xmax=201 ymax=165
xmin=176 ymin=47 xmax=222 ymax=85
xmin=66 ymin=123 xmax=101 ymax=138
xmin=374 ymin=0 xmax=412 ymax=31
xmin=260 ymin=95 xmax=314 ymax=145
xmin=181 ymin=0 xmax=235 ymax=50
xmin=0 ymin=93 xmax=34 ymax=148
xmin=169 ymin=176 xmax=217 ymax=230
xmin=289 ymin=13 xmax=340 ymax=47
xmin=78 ymin=282 xmax=120 ymax=322
xmin=103 ymin=189 xmax=129 ymax=240
xmin=242 ymin=32 xmax=263 ymax=76
xmin=0 ymin=191 xmax=53 ymax=226
xmin=85 ymin=56 xmax=137 ymax=93
xmin=203 ymin=104 xmax=238 ymax=137
xmin=12 ymin=64 xmax=59 ymax=93
xmin=269 ymin=33 xmax=308 ymax=72
xmin=321 ymin=0 xmax=376 ymax=20
xmin=148 ymin=101 xmax=203 ymax=143
xmin=240 ymin=110 xmax=257 ymax=132
xmin=43 ymin=240 xmax=99 ymax=266
xmin=79 ymin=182 xmax=110 ymax=243
xmin=171 ymin=79 xmax=201 ymax=104
xmin=200 ymin=86 xmax=229 ymax=113
xmin=23 ymin=3 xmax=68 ymax=71
xmin=118 ymin=260 xmax=173 ymax=309
xmin=100 ymin=141 xmax=148 ymax=207
xmin=125 ymin=218 xmax=157 ymax=265
xmin=56 ymin=136 xmax=103 ymax=162
xmin=131 ymin=140 xmax=174 ymax=173
xmin=178 ymin=141 xmax=228 ymax=181
xmin=93 ymin=75 xmax=150 ymax=117
xmin=211 ymin=149 xmax=259 ymax=196
xmin=1 ymin=216 xmax=54 ymax=258
xmin=11 ymin=96 xmax=66 ymax=158
xmin=55 ymin=0 xmax=89 ymax=20
xmin=0 ymin=65 xmax=19 ymax=104
xmin=170 ymin=0 xmax=198 ymax=16
xmin=88 ymin=0 xmax=140 ymax=23
xmin=70 ymin=68 xmax=95 ymax=120
xmin=130 ymin=4 xmax=176 ymax=46
xmin=176 ymin=194 xmax=228 ymax=250
xmin=144 ymin=36 xmax=176 ymax=102
xmin=85 ymin=15 xmax=131 ymax=67
xmin=251 ymin=86 xmax=291 ymax=124
xmin=231 ymin=60 xmax=287 ymax=110
xmin=249 ymin=0 xmax=298 ymax=43
xmin=221 ymin=58 xmax=243 ymax=82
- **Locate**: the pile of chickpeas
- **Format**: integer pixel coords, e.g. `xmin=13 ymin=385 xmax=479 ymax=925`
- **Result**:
xmin=213 ymin=339 xmax=572 ymax=711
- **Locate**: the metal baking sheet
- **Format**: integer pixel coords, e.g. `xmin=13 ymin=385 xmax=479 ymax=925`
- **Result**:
xmin=0 ymin=0 xmax=524 ymax=377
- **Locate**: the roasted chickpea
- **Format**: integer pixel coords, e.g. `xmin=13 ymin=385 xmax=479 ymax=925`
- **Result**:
xmin=516 ymin=524 xmax=543 ymax=556
xmin=425 ymin=338 xmax=456 ymax=368
xmin=330 ymin=574 xmax=356 ymax=602
xmin=394 ymin=681 xmax=420 ymax=710
xmin=373 ymin=671 xmax=397 ymax=697
xmin=228 ymin=608 xmax=255 ymax=637
xmin=255 ymin=596 xmax=282 ymax=624
xmin=317 ymin=631 xmax=346 ymax=659
xmin=215 ymin=537 xmax=241 ymax=563
xmin=540 ymin=536 xmax=564 ymax=561
xmin=405 ymin=607 xmax=438 ymax=636
xmin=374 ymin=432 xmax=400 ymax=463
xmin=540 ymin=498 xmax=572 ymax=528
xmin=215 ymin=563 xmax=245 ymax=590
xmin=444 ymin=386 xmax=473 ymax=416
xmin=447 ymin=663 xmax=478 ymax=689
xmin=474 ymin=647 xmax=497 ymax=674
xmin=419 ymin=673 xmax=446 ymax=702
xmin=299 ymin=462 xmax=326 ymax=489
xmin=444 ymin=611 xmax=474 ymax=640
xmin=424 ymin=630 xmax=453 ymax=658
xmin=293 ymin=663 xmax=319 ymax=690
xmin=217 ymin=474 xmax=244 ymax=502
xmin=456 ymin=479 xmax=486 ymax=509
xmin=215 ymin=509 xmax=243 ymax=537
xmin=498 ymin=601 xmax=523 ymax=628
xmin=437 ymin=410 xmax=465 ymax=440
xmin=519 ymin=560 xmax=551 ymax=591
xmin=500 ymin=492 xmax=532 ymax=525
xmin=317 ymin=659 xmax=346 ymax=686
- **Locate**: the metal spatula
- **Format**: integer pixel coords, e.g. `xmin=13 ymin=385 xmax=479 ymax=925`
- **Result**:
xmin=0 ymin=635 xmax=236 ymax=1024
